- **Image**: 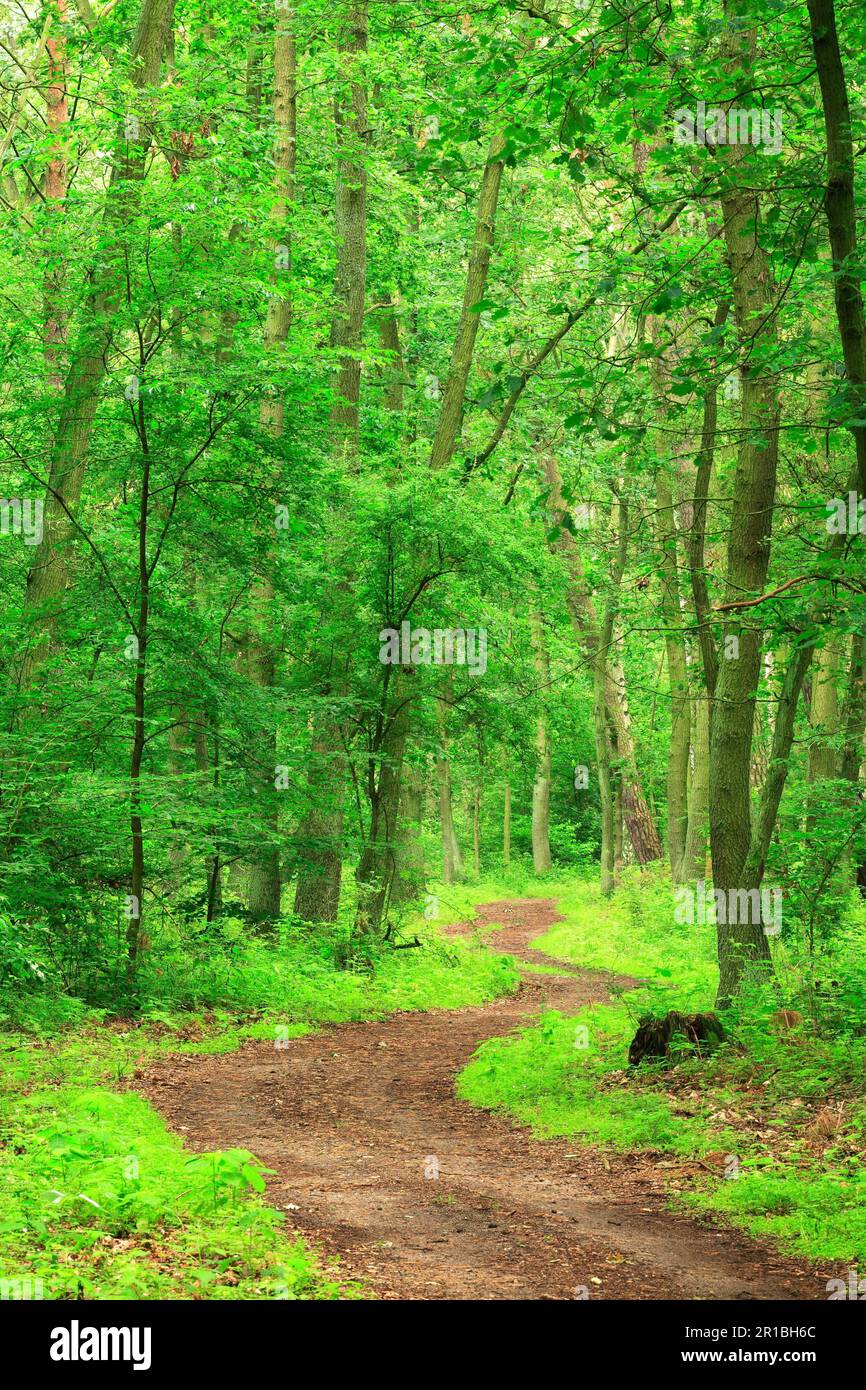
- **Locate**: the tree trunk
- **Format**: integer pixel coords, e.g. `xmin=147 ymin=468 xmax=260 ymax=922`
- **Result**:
xmin=541 ymin=454 xmax=662 ymax=870
xmin=352 ymin=110 xmax=508 ymax=913
xmin=840 ymin=635 xmax=866 ymax=786
xmin=354 ymin=671 xmax=413 ymax=938
xmin=530 ymin=612 xmax=552 ymax=873
xmin=688 ymin=302 xmax=729 ymax=708
xmin=473 ymin=728 xmax=484 ymax=877
xmin=594 ymin=658 xmax=615 ymax=895
xmin=392 ymin=761 xmax=425 ymax=904
xmin=709 ymin=0 xmax=866 ymax=996
xmin=42 ymin=0 xmax=68 ymax=393
xmin=436 ymin=688 xmax=463 ymax=883
xmin=605 ymin=655 xmax=664 ymax=865
xmin=246 ymin=14 xmax=297 ymax=926
xmin=330 ymin=0 xmax=368 ymax=444
xmin=613 ymin=777 xmax=624 ymax=874
xmin=245 ymin=624 xmax=281 ymax=924
xmin=710 ymin=20 xmax=780 ymax=1003
xmin=807 ymin=0 xmax=866 ymax=891
xmin=655 ymin=466 xmax=691 ymax=878
xmin=809 ymin=640 xmax=842 ymax=785
xmin=167 ymin=709 xmax=189 ymax=873
xmin=648 ymin=314 xmax=695 ymax=879
xmin=806 ymin=0 xmax=866 ymax=493
xmin=292 ymin=0 xmax=368 ymax=922
xmin=21 ymin=0 xmax=178 ymax=683
xmin=194 ymin=717 xmax=222 ymax=920
xmin=127 ymin=409 xmax=152 ymax=981
xmin=681 ymin=694 xmax=710 ymax=881
xmin=429 ymin=131 xmax=505 ymax=471
xmin=292 ymin=719 xmax=347 ymax=923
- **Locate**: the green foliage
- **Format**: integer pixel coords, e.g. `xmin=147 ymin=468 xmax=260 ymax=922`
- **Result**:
xmin=0 ymin=864 xmax=520 ymax=1030
xmin=134 ymin=919 xmax=518 ymax=1019
xmin=532 ymin=871 xmax=717 ymax=1002
xmin=0 ymin=1083 xmax=356 ymax=1300
xmin=460 ymin=1001 xmax=712 ymax=1153
xmin=683 ymin=1171 xmax=866 ymax=1265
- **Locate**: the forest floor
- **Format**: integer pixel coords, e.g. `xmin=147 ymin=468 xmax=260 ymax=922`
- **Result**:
xmin=137 ymin=898 xmax=837 ymax=1300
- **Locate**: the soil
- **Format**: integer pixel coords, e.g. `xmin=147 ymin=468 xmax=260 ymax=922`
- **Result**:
xmin=137 ymin=898 xmax=837 ymax=1300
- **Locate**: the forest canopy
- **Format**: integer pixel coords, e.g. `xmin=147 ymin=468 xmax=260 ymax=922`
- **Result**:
xmin=1 ymin=0 xmax=864 ymax=1003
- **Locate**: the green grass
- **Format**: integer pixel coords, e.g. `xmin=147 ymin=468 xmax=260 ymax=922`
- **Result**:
xmin=0 ymin=1081 xmax=357 ymax=1300
xmin=531 ymin=870 xmax=716 ymax=1000
xmin=459 ymin=1002 xmax=717 ymax=1153
xmin=682 ymin=1169 xmax=866 ymax=1265
xmin=135 ymin=913 xmax=519 ymax=1022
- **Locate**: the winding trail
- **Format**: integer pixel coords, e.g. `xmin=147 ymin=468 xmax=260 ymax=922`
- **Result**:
xmin=138 ymin=899 xmax=834 ymax=1300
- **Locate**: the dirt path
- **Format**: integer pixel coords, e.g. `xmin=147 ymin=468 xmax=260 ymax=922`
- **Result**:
xmin=138 ymin=899 xmax=834 ymax=1300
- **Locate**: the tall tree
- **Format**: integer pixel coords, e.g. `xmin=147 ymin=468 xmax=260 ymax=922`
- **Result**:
xmin=293 ymin=0 xmax=368 ymax=923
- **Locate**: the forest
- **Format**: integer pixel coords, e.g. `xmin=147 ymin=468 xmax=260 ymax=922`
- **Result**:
xmin=1 ymin=0 xmax=866 ymax=1327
